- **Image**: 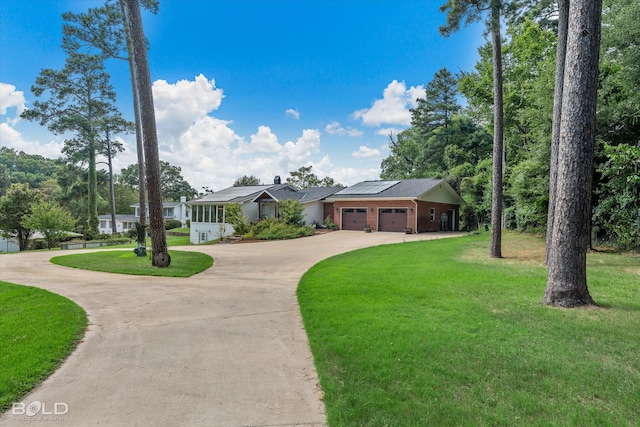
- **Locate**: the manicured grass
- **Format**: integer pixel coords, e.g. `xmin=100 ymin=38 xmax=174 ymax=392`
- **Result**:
xmin=50 ymin=250 xmax=213 ymax=277
xmin=0 ymin=282 xmax=87 ymax=412
xmin=298 ymin=232 xmax=640 ymax=426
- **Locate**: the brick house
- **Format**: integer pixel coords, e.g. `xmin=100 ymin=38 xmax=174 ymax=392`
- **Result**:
xmin=325 ymin=178 xmax=464 ymax=233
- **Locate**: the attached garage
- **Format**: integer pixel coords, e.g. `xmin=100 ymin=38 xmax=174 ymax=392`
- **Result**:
xmin=378 ymin=208 xmax=408 ymax=232
xmin=341 ymin=208 xmax=367 ymax=230
xmin=327 ymin=178 xmax=465 ymax=233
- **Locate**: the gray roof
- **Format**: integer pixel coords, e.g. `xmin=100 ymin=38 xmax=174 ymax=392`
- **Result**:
xmin=98 ymin=214 xmax=138 ymax=221
xmin=300 ymin=186 xmax=344 ymax=202
xmin=130 ymin=201 xmax=184 ymax=208
xmin=189 ymin=184 xmax=288 ymax=205
xmin=329 ymin=178 xmax=462 ymax=202
xmin=252 ymin=186 xmax=343 ymax=204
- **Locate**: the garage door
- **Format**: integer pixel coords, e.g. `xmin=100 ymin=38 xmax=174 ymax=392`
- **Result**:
xmin=342 ymin=208 xmax=367 ymax=230
xmin=378 ymin=208 xmax=407 ymax=232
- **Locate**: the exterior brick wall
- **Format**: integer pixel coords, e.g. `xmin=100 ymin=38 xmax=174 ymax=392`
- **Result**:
xmin=331 ymin=200 xmax=460 ymax=232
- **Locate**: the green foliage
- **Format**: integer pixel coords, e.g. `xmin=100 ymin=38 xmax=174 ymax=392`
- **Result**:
xmin=278 ymin=199 xmax=305 ymax=226
xmin=0 ymin=282 xmax=87 ymax=412
xmin=224 ymin=203 xmax=248 ymax=235
xmin=0 ymin=184 xmax=43 ymax=251
xmin=23 ymin=201 xmax=77 ymax=249
xmin=593 ymin=143 xmax=640 ymax=249
xmin=286 ymin=165 xmax=341 ymax=189
xmin=233 ymin=175 xmax=261 ymax=186
xmin=244 ymin=216 xmax=314 ymax=240
xmin=164 ymin=219 xmax=182 ymax=230
xmin=117 ymin=161 xmax=198 ymax=201
xmin=324 ymin=216 xmax=337 ymax=230
xmin=0 ymin=148 xmax=59 ymax=196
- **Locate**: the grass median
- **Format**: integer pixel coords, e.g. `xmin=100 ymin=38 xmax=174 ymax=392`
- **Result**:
xmin=298 ymin=232 xmax=640 ymax=426
xmin=51 ymin=249 xmax=213 ymax=277
xmin=0 ymin=282 xmax=87 ymax=412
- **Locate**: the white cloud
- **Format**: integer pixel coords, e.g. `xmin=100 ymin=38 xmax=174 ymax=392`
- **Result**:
xmin=352 ymin=80 xmax=423 ymax=127
xmin=279 ymin=129 xmax=321 ymax=169
xmin=152 ymin=74 xmax=224 ymax=147
xmin=285 ymin=108 xmax=300 ymax=119
xmin=0 ymin=123 xmax=64 ymax=159
xmin=235 ymin=125 xmax=282 ymax=154
xmin=0 ymin=82 xmax=26 ymax=125
xmin=324 ymin=121 xmax=363 ymax=137
xmin=331 ymin=166 xmax=380 ymax=187
xmin=352 ymin=145 xmax=381 ymax=159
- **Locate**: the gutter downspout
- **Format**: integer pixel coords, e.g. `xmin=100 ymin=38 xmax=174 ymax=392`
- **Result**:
xmin=412 ymin=200 xmax=419 ymax=233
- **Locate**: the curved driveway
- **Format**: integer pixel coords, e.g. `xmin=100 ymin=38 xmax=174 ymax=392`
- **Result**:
xmin=0 ymin=231 xmax=463 ymax=427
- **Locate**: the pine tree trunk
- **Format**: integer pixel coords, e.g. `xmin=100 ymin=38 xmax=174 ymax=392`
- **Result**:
xmin=545 ymin=0 xmax=569 ymax=265
xmin=490 ymin=0 xmax=504 ymax=258
xmin=123 ymin=0 xmax=169 ymax=267
xmin=544 ymin=0 xmax=602 ymax=307
xmin=119 ymin=0 xmax=147 ymax=228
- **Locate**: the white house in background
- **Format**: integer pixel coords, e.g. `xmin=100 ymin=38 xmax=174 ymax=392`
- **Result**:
xmin=188 ymin=179 xmax=342 ymax=244
xmin=98 ymin=196 xmax=190 ymax=234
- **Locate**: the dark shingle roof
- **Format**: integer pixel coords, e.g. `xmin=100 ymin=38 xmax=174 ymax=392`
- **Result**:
xmin=330 ymin=178 xmax=442 ymax=199
xmin=189 ymin=184 xmax=283 ymax=204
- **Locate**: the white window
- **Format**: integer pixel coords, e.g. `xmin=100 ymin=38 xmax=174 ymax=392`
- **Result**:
xmin=430 ymin=208 xmax=436 ymax=222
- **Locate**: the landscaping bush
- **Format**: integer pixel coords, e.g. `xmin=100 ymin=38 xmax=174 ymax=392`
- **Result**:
xmin=278 ymin=199 xmax=305 ymax=225
xmin=244 ymin=216 xmax=314 ymax=240
xmin=165 ymin=219 xmax=182 ymax=230
xmin=225 ymin=203 xmax=248 ymax=235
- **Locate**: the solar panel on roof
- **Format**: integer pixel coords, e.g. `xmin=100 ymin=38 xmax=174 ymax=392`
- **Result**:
xmin=336 ymin=180 xmax=400 ymax=195
xmin=211 ymin=186 xmax=265 ymax=201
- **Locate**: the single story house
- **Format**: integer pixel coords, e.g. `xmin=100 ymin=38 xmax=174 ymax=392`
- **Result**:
xmin=187 ymin=179 xmax=342 ymax=244
xmin=325 ymin=178 xmax=464 ymax=233
xmin=98 ymin=196 xmax=190 ymax=234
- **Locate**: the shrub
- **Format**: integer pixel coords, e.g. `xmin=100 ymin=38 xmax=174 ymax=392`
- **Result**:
xmin=225 ymin=203 xmax=249 ymax=235
xmin=165 ymin=219 xmax=182 ymax=230
xmin=278 ymin=199 xmax=305 ymax=226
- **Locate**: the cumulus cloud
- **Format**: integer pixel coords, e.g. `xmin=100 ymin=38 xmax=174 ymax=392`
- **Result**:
xmin=352 ymin=145 xmax=381 ymax=159
xmin=352 ymin=80 xmax=424 ymax=127
xmin=0 ymin=123 xmax=64 ymax=159
xmin=279 ymin=129 xmax=321 ymax=168
xmin=0 ymin=82 xmax=26 ymax=125
xmin=235 ymin=125 xmax=282 ymax=154
xmin=152 ymin=74 xmax=224 ymax=146
xmin=324 ymin=121 xmax=364 ymax=137
xmin=285 ymin=108 xmax=300 ymax=119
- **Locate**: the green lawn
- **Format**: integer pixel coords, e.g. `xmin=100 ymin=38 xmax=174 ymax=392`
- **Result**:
xmin=297 ymin=232 xmax=640 ymax=426
xmin=0 ymin=282 xmax=87 ymax=412
xmin=51 ymin=249 xmax=213 ymax=277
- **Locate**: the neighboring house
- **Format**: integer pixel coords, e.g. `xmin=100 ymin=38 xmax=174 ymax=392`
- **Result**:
xmin=98 ymin=196 xmax=190 ymax=235
xmin=326 ymin=178 xmax=464 ymax=233
xmin=188 ymin=180 xmax=341 ymax=244
xmin=98 ymin=214 xmax=138 ymax=235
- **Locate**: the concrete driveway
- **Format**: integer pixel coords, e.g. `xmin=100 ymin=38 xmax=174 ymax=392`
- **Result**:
xmin=0 ymin=231 xmax=463 ymax=427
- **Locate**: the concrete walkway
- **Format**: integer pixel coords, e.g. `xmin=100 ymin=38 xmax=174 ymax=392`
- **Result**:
xmin=0 ymin=231 xmax=463 ymax=427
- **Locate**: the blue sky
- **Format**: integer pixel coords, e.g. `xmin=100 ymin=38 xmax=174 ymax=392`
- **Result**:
xmin=0 ymin=0 xmax=484 ymax=190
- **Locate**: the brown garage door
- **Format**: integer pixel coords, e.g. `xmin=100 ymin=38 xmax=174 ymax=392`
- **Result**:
xmin=379 ymin=208 xmax=407 ymax=232
xmin=342 ymin=208 xmax=367 ymax=230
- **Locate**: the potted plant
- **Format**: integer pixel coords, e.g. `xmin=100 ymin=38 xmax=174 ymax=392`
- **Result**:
xmin=364 ymin=224 xmax=372 ymax=233
xmin=404 ymin=226 xmax=413 ymax=234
